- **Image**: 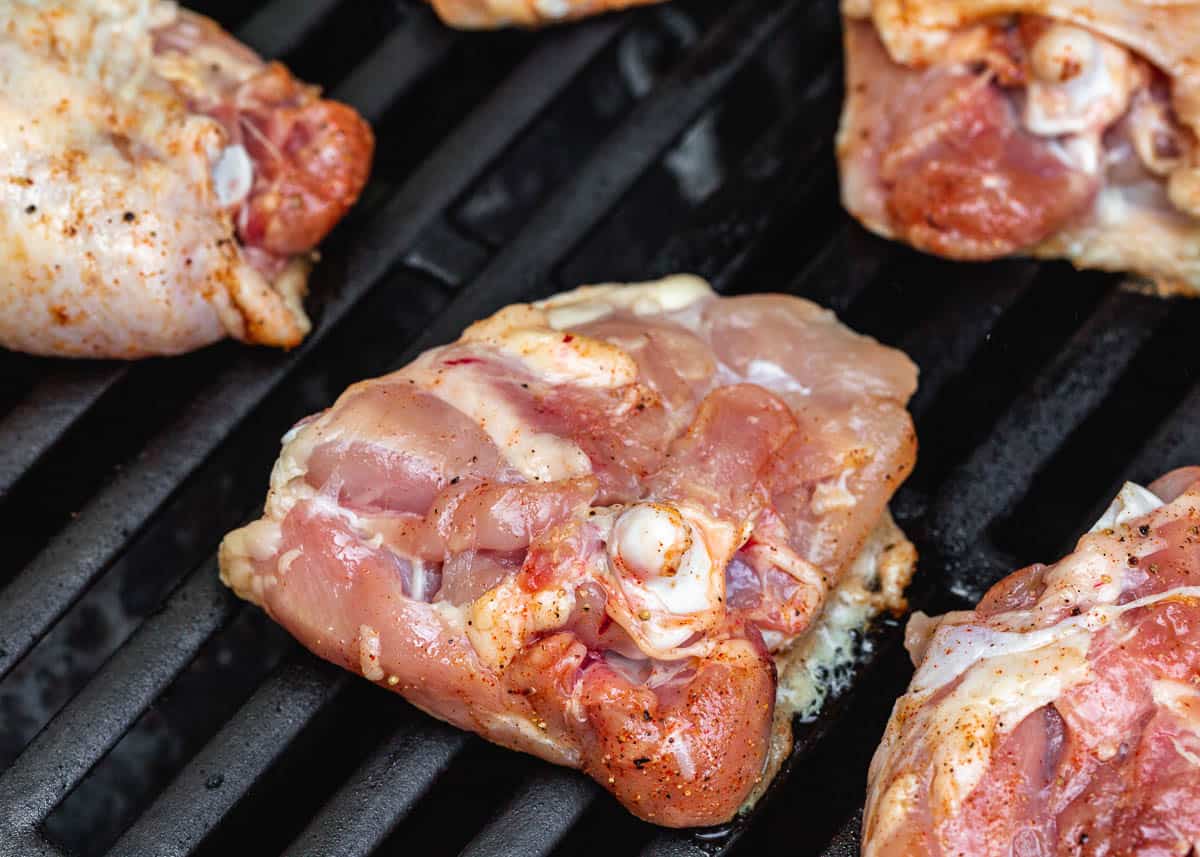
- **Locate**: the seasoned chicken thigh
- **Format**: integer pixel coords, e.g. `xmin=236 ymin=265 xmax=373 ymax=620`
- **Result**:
xmin=839 ymin=1 xmax=1200 ymax=293
xmin=0 ymin=1 xmax=373 ymax=358
xmin=428 ymin=0 xmax=663 ymax=28
xmin=866 ymin=468 xmax=1200 ymax=857
xmin=221 ymin=276 xmax=918 ymax=827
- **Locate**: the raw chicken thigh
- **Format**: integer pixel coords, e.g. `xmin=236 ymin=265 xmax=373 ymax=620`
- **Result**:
xmin=0 ymin=0 xmax=373 ymax=357
xmin=221 ymin=276 xmax=918 ymax=826
xmin=866 ymin=467 xmax=1200 ymax=856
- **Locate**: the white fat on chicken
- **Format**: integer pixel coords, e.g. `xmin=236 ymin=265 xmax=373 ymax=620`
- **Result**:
xmin=1024 ymin=24 xmax=1137 ymax=138
xmin=605 ymin=503 xmax=725 ymax=656
xmin=774 ymin=513 xmax=912 ymax=719
xmin=537 ymin=274 xmax=713 ymax=330
xmin=1089 ymin=480 xmax=1165 ymax=532
xmin=745 ymin=511 xmax=916 ymax=811
xmin=405 ymin=358 xmax=593 ymax=484
xmin=358 ymin=624 xmax=385 ymax=681
xmin=212 ymin=143 xmax=254 ymax=208
xmin=467 ymin=579 xmax=577 ymax=669
xmin=1027 ymin=481 xmax=1167 ymax=609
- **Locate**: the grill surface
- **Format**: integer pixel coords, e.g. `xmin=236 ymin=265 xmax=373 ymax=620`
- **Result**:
xmin=1 ymin=1 xmax=1198 ymax=855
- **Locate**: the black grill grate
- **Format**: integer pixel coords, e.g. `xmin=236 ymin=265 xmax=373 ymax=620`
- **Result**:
xmin=2 ymin=1 xmax=1200 ymax=855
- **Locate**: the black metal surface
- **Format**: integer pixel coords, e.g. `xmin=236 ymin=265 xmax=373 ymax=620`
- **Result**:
xmin=3 ymin=1 xmax=1200 ymax=856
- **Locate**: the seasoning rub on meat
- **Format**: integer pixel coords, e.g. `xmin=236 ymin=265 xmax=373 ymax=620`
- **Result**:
xmin=866 ymin=467 xmax=1200 ymax=856
xmin=0 ymin=0 xmax=373 ymax=358
xmin=220 ymin=275 xmax=918 ymax=827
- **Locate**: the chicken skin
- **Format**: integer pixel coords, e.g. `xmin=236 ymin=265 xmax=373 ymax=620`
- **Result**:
xmin=0 ymin=1 xmax=373 ymax=358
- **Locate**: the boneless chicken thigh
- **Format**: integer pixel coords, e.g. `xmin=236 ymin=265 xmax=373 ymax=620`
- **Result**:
xmin=866 ymin=467 xmax=1200 ymax=856
xmin=0 ymin=1 xmax=373 ymax=358
xmin=220 ymin=276 xmax=918 ymax=826
xmin=840 ymin=1 xmax=1200 ymax=293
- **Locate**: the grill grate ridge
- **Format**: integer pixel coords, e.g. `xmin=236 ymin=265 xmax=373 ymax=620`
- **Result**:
xmin=281 ymin=719 xmax=468 ymax=857
xmin=108 ymin=659 xmax=346 ymax=857
xmin=387 ymin=0 xmax=809 ymax=371
xmin=0 ymin=566 xmax=236 ymax=847
xmin=456 ymin=769 xmax=599 ymax=857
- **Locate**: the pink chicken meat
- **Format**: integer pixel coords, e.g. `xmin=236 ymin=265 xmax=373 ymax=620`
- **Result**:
xmin=865 ymin=466 xmax=1200 ymax=856
xmin=220 ymin=276 xmax=918 ymax=827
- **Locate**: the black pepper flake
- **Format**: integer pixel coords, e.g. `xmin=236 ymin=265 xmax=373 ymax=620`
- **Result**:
xmin=1128 ymin=555 xmax=1139 ymax=567
xmin=642 ymin=709 xmax=652 ymax=722
xmin=24 ymin=204 xmax=35 ymax=214
xmin=449 ymin=476 xmax=460 ymax=485
xmin=123 ymin=211 xmax=135 ymax=222
xmin=1138 ymin=524 xmax=1150 ymax=536
xmin=633 ymin=757 xmax=651 ymax=769
xmin=1070 ymin=607 xmax=1082 ymax=617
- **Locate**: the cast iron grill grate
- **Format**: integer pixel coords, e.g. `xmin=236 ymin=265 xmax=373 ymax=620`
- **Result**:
xmin=1 ymin=1 xmax=1198 ymax=855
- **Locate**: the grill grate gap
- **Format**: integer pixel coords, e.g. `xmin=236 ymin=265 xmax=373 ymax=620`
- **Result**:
xmin=842 ymin=254 xmax=991 ymax=347
xmin=184 ymin=683 xmax=445 ymax=857
xmin=181 ymin=0 xmax=258 ymax=30
xmin=549 ymin=793 xmax=662 ymax=857
xmin=565 ymin=14 xmax=841 ymax=288
xmin=456 ymin=769 xmax=598 ymax=857
xmin=363 ymin=31 xmax=539 ymax=202
xmin=0 ymin=364 xmax=126 ymax=504
xmin=0 ymin=345 xmax=245 ymax=588
xmin=283 ymin=721 xmax=469 ymax=857
xmin=727 ymin=640 xmax=913 ymax=857
xmin=1108 ymin=385 xmax=1200 ymax=509
xmin=900 ymin=265 xmax=1115 ymax=507
xmin=927 ymin=288 xmax=1173 ymax=601
xmin=992 ymin=296 xmax=1200 ymax=564
xmin=278 ymin=0 xmax=410 ymax=87
xmin=0 ymin=352 xmax=41 ymax=416
xmin=370 ymin=742 xmax=546 ymax=857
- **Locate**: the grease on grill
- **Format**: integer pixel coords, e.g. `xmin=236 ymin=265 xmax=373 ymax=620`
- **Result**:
xmin=743 ymin=511 xmax=915 ymax=812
